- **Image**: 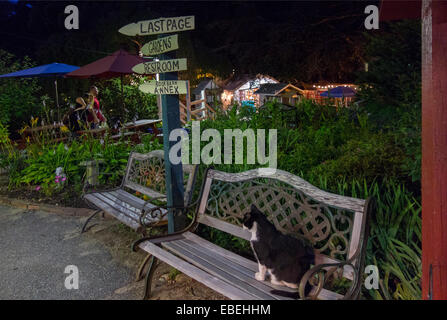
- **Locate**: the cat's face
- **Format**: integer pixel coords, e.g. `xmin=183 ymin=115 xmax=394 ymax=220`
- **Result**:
xmin=242 ymin=205 xmax=261 ymax=230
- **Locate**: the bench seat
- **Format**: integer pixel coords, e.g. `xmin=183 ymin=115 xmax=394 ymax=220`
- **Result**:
xmin=84 ymin=189 xmax=167 ymax=231
xmin=139 ymin=232 xmax=343 ymax=300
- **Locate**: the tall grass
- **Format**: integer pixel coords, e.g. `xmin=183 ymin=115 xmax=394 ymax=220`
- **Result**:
xmin=309 ymin=175 xmax=421 ymax=299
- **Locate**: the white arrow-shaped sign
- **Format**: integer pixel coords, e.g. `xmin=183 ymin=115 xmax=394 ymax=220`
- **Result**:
xmin=119 ymin=16 xmax=195 ymax=36
xmin=139 ymin=80 xmax=188 ymax=95
xmin=133 ymin=58 xmax=187 ymax=75
xmin=141 ymin=34 xmax=179 ymax=56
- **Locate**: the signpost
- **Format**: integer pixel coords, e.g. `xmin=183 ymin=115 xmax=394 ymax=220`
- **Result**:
xmin=119 ymin=16 xmax=194 ymax=233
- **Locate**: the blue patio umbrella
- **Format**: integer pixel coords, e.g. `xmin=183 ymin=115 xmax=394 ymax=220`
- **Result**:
xmin=0 ymin=62 xmax=79 ymax=78
xmin=320 ymin=86 xmax=356 ymax=98
xmin=0 ymin=63 xmax=79 ymax=121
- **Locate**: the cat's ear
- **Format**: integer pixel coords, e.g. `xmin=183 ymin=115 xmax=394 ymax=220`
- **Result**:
xmin=250 ymin=204 xmax=258 ymax=212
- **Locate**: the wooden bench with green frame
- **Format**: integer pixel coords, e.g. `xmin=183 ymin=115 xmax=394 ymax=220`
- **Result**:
xmin=81 ymin=150 xmax=198 ymax=235
xmin=131 ymin=167 xmax=373 ymax=300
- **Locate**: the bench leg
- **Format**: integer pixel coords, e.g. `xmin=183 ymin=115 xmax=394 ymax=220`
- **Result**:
xmin=142 ymin=256 xmax=159 ymax=300
xmin=81 ymin=209 xmax=102 ymax=233
xmin=135 ymin=253 xmax=152 ymax=282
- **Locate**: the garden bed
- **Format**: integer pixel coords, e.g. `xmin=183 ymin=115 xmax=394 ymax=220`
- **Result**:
xmin=0 ymin=174 xmax=89 ymax=208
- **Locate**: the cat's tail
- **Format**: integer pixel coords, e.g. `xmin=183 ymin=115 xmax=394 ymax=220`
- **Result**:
xmin=269 ymin=290 xmax=299 ymax=299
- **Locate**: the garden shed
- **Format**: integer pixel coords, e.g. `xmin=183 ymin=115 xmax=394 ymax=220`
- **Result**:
xmin=254 ymin=83 xmax=304 ymax=106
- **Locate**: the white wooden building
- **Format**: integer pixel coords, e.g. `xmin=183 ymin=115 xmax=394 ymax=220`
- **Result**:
xmin=221 ymin=74 xmax=278 ymax=109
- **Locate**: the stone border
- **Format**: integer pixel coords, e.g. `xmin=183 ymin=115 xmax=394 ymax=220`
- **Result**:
xmin=0 ymin=195 xmax=99 ymax=217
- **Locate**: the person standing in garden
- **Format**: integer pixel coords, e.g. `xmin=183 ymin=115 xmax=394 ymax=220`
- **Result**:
xmin=75 ymin=86 xmax=106 ymax=129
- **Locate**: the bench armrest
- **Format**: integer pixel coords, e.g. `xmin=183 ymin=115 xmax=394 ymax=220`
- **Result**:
xmin=132 ymin=167 xmax=212 ymax=252
xmin=132 ymin=198 xmax=201 ymax=252
xmin=139 ymin=198 xmax=170 ymax=227
xmin=298 ymin=259 xmax=359 ymax=300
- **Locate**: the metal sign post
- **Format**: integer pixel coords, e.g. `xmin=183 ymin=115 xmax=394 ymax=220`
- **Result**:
xmin=159 ymin=45 xmax=185 ymax=233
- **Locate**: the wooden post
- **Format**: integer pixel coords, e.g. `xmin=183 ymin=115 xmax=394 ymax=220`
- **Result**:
xmin=79 ymin=160 xmax=104 ymax=186
xmin=159 ymin=37 xmax=185 ymax=233
xmin=422 ymin=0 xmax=447 ymax=300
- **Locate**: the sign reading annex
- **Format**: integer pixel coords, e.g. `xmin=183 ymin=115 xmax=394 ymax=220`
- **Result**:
xmin=119 ymin=16 xmax=195 ymax=36
xmin=133 ymin=58 xmax=187 ymax=75
xmin=139 ymin=80 xmax=188 ymax=95
xmin=141 ymin=34 xmax=179 ymax=56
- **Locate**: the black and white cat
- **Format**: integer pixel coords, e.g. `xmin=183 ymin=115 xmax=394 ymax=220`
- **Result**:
xmin=242 ymin=204 xmax=314 ymax=294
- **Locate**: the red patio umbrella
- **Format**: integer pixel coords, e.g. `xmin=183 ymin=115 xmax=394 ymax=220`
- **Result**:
xmin=65 ymin=49 xmax=144 ymax=79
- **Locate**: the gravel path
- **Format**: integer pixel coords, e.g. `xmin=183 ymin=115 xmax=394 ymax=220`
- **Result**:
xmin=0 ymin=205 xmax=139 ymax=300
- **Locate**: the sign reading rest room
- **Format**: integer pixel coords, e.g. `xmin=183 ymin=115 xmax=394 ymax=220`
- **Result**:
xmin=133 ymin=58 xmax=187 ymax=75
xmin=119 ymin=16 xmax=195 ymax=36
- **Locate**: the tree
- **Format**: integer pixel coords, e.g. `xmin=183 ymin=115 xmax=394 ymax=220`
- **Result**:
xmin=356 ymin=20 xmax=422 ymax=183
xmin=0 ymin=49 xmax=41 ymax=134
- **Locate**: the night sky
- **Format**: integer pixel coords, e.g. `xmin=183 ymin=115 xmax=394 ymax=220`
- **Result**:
xmin=0 ymin=0 xmax=379 ymax=83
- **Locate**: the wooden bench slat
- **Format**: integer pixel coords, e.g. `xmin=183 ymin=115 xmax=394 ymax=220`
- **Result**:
xmin=183 ymin=232 xmax=258 ymax=270
xmin=198 ymin=214 xmax=251 ymax=240
xmin=109 ymin=190 xmax=168 ymax=225
xmin=174 ymin=239 xmax=297 ymax=298
xmin=87 ymin=192 xmax=139 ymax=222
xmin=100 ymin=191 xmax=140 ymax=215
xmin=162 ymin=241 xmax=280 ymax=300
xmin=114 ymin=189 xmax=167 ymax=213
xmin=138 ymin=241 xmax=258 ymax=300
xmin=99 ymin=191 xmax=166 ymax=225
xmin=110 ymin=189 xmax=145 ymax=208
xmin=111 ymin=189 xmax=167 ymax=214
xmin=84 ymin=193 xmax=141 ymax=230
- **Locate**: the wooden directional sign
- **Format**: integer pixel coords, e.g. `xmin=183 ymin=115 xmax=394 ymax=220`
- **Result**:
xmin=141 ymin=34 xmax=179 ymax=56
xmin=139 ymin=80 xmax=188 ymax=95
xmin=119 ymin=16 xmax=195 ymax=36
xmin=133 ymin=58 xmax=187 ymax=75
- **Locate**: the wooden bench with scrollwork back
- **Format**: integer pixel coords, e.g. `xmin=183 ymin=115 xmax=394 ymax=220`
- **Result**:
xmin=132 ymin=167 xmax=373 ymax=300
xmin=81 ymin=150 xmax=198 ymax=235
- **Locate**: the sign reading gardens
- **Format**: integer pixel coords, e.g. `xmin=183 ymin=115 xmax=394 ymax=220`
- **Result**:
xmin=141 ymin=34 xmax=179 ymax=56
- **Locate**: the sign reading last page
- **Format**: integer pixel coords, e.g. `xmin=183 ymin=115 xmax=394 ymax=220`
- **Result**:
xmin=140 ymin=80 xmax=188 ymax=95
xmin=119 ymin=16 xmax=194 ymax=36
xmin=133 ymin=58 xmax=187 ymax=74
